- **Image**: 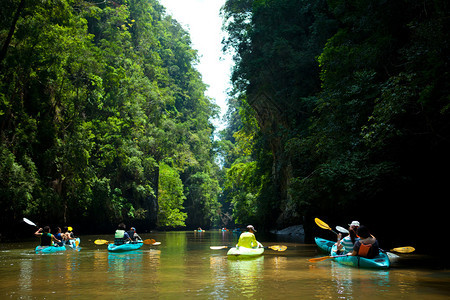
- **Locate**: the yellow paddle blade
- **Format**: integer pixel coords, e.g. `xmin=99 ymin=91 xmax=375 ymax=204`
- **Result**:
xmin=268 ymin=245 xmax=287 ymax=251
xmin=143 ymin=239 xmax=156 ymax=245
xmin=75 ymin=240 xmax=80 ymax=247
xmin=94 ymin=239 xmax=109 ymax=245
xmin=315 ymin=218 xmax=332 ymax=230
xmin=390 ymin=246 xmax=415 ymax=253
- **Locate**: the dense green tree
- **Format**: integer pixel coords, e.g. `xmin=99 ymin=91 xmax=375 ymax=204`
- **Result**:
xmin=222 ymin=0 xmax=449 ymax=250
xmin=0 ymin=0 xmax=221 ymax=235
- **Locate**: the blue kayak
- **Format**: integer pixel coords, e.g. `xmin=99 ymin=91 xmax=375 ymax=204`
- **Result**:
xmin=35 ymin=238 xmax=81 ymax=254
xmin=107 ymin=241 xmax=143 ymax=252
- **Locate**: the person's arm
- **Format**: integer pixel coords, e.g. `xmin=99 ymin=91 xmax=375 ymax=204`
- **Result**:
xmin=51 ymin=234 xmax=61 ymax=243
xmin=335 ymin=233 xmax=343 ymax=250
xmin=348 ymin=241 xmax=360 ymax=256
xmin=34 ymin=228 xmax=43 ymax=236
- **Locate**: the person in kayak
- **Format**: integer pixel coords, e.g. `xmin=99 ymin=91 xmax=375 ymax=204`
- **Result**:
xmin=336 ymin=220 xmax=360 ymax=254
xmin=127 ymin=227 xmax=142 ymax=242
xmin=114 ymin=223 xmax=132 ymax=245
xmin=53 ymin=227 xmax=66 ymax=246
xmin=236 ymin=225 xmax=262 ymax=249
xmin=348 ymin=225 xmax=380 ymax=258
xmin=34 ymin=226 xmax=61 ymax=246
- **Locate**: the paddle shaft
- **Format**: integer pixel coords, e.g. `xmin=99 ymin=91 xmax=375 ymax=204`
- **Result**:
xmin=309 ymin=254 xmax=348 ymax=262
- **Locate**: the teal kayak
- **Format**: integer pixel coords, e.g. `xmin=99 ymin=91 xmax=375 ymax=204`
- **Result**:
xmin=35 ymin=238 xmax=81 ymax=254
xmin=107 ymin=241 xmax=143 ymax=252
xmin=35 ymin=245 xmax=66 ymax=254
xmin=330 ymin=243 xmax=390 ymax=269
xmin=315 ymin=237 xmax=390 ymax=269
xmin=227 ymin=244 xmax=264 ymax=258
xmin=315 ymin=237 xmax=335 ymax=254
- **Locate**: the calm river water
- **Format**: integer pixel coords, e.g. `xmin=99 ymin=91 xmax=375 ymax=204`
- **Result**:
xmin=0 ymin=231 xmax=449 ymax=299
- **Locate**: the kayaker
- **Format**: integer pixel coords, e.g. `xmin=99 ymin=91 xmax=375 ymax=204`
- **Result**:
xmin=348 ymin=225 xmax=380 ymax=259
xmin=336 ymin=220 xmax=360 ymax=254
xmin=54 ymin=227 xmax=66 ymax=246
xmin=34 ymin=226 xmax=61 ymax=246
xmin=127 ymin=227 xmax=142 ymax=242
xmin=114 ymin=223 xmax=132 ymax=245
xmin=236 ymin=225 xmax=262 ymax=249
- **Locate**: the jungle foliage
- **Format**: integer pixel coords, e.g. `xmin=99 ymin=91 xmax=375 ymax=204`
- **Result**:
xmin=0 ymin=0 xmax=222 ymax=234
xmin=221 ymin=0 xmax=449 ymax=246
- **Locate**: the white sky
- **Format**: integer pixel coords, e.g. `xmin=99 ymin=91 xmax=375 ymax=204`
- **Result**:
xmin=159 ymin=0 xmax=233 ymax=131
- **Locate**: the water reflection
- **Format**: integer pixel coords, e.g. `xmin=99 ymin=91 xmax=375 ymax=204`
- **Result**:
xmin=19 ymin=258 xmax=32 ymax=294
xmin=1 ymin=234 xmax=450 ymax=299
xmin=227 ymin=256 xmax=264 ymax=298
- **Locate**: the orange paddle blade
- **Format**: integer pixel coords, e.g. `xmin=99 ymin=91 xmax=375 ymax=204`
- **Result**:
xmin=143 ymin=239 xmax=156 ymax=245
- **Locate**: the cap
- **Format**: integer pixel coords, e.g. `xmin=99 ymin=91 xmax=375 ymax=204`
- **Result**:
xmin=247 ymin=225 xmax=257 ymax=232
xmin=131 ymin=227 xmax=136 ymax=231
xmin=68 ymin=226 xmax=73 ymax=231
xmin=348 ymin=221 xmax=360 ymax=227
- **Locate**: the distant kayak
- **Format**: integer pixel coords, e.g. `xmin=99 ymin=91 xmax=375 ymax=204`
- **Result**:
xmin=107 ymin=241 xmax=143 ymax=252
xmin=35 ymin=238 xmax=80 ymax=254
xmin=194 ymin=230 xmax=205 ymax=232
xmin=227 ymin=245 xmax=264 ymax=258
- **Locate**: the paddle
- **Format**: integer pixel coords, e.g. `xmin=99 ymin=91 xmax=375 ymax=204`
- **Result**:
xmin=143 ymin=239 xmax=161 ymax=245
xmin=315 ymin=218 xmax=338 ymax=235
xmin=23 ymin=218 xmax=38 ymax=227
xmin=95 ymin=239 xmax=161 ymax=246
xmin=390 ymin=246 xmax=415 ymax=253
xmin=94 ymin=239 xmax=110 ymax=245
xmin=308 ymin=254 xmax=348 ymax=262
xmin=334 ymin=225 xmax=415 ymax=254
xmin=210 ymin=245 xmax=287 ymax=251
xmin=335 ymin=226 xmax=349 ymax=234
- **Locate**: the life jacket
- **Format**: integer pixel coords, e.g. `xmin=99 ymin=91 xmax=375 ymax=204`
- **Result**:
xmin=357 ymin=240 xmax=379 ymax=258
xmin=114 ymin=230 xmax=125 ymax=245
xmin=40 ymin=232 xmax=52 ymax=246
xmin=237 ymin=232 xmax=258 ymax=248
xmin=357 ymin=242 xmax=372 ymax=257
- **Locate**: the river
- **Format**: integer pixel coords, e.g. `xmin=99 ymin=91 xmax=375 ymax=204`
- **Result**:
xmin=0 ymin=231 xmax=449 ymax=299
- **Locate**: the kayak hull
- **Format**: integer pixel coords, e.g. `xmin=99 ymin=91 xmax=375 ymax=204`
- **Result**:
xmin=107 ymin=242 xmax=143 ymax=252
xmin=330 ymin=244 xmax=390 ymax=269
xmin=315 ymin=237 xmax=335 ymax=254
xmin=227 ymin=246 xmax=264 ymax=258
xmin=35 ymin=238 xmax=81 ymax=253
xmin=35 ymin=245 xmax=66 ymax=253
